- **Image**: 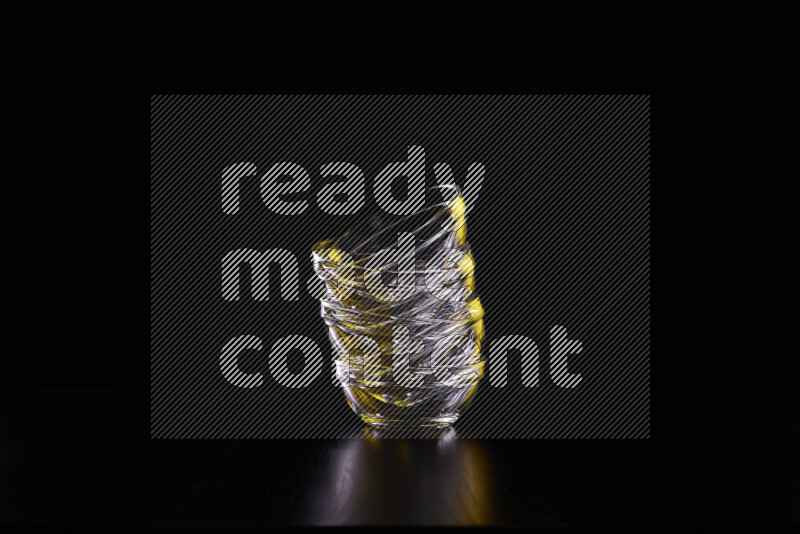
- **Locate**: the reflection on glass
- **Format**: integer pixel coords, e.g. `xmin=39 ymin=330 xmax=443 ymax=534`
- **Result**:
xmin=301 ymin=429 xmax=493 ymax=526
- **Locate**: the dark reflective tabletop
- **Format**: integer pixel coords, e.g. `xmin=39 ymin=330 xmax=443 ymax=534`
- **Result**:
xmin=1 ymin=391 xmax=797 ymax=527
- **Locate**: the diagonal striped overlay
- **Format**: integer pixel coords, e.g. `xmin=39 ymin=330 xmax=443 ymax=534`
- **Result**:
xmin=151 ymin=95 xmax=650 ymax=439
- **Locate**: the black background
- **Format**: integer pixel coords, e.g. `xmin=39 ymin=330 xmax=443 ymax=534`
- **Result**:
xmin=6 ymin=1 xmax=798 ymax=528
xmin=10 ymin=0 xmax=658 ymax=417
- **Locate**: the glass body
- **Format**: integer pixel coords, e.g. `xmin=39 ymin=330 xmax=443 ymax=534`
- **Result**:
xmin=312 ymin=185 xmax=485 ymax=428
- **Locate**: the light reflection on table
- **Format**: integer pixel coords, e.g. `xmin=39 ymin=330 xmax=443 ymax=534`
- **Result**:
xmin=301 ymin=428 xmax=494 ymax=525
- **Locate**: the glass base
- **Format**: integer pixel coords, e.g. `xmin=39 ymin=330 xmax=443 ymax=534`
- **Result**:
xmin=360 ymin=413 xmax=458 ymax=428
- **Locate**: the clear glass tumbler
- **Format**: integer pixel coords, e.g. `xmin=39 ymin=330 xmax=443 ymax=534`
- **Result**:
xmin=311 ymin=185 xmax=485 ymax=428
